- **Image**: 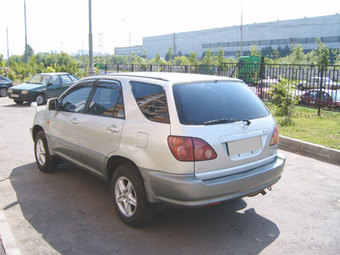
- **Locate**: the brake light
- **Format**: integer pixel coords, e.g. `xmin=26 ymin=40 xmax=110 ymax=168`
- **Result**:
xmin=270 ymin=125 xmax=279 ymax=146
xmin=168 ymin=136 xmax=217 ymax=161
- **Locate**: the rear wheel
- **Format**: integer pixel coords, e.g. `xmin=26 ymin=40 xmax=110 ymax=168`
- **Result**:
xmin=0 ymin=87 xmax=7 ymax=97
xmin=34 ymin=131 xmax=56 ymax=173
xmin=35 ymin=93 xmax=45 ymax=105
xmin=111 ymin=164 xmax=153 ymax=227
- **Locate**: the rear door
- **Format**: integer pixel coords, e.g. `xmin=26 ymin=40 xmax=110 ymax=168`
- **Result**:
xmin=171 ymin=81 xmax=275 ymax=179
xmin=77 ymin=79 xmax=125 ymax=176
xmin=59 ymin=74 xmax=75 ymax=94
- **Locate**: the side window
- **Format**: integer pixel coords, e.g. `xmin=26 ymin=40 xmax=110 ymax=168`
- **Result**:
xmin=69 ymin=75 xmax=78 ymax=81
xmin=130 ymin=81 xmax=170 ymax=124
xmin=60 ymin=75 xmax=72 ymax=84
xmin=59 ymin=84 xmax=93 ymax=113
xmin=87 ymin=80 xmax=124 ymax=118
xmin=309 ymin=91 xmax=318 ymax=99
xmin=50 ymin=76 xmax=61 ymax=85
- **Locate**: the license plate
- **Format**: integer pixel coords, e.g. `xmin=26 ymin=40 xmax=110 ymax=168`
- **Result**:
xmin=10 ymin=94 xmax=19 ymax=98
xmin=227 ymin=136 xmax=262 ymax=156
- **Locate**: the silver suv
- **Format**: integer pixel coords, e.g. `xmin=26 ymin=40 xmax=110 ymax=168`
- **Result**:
xmin=31 ymin=72 xmax=285 ymax=226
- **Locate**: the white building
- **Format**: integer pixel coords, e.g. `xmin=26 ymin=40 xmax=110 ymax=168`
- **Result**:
xmin=115 ymin=14 xmax=340 ymax=59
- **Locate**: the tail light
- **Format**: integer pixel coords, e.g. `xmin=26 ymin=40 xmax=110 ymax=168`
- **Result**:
xmin=168 ymin=136 xmax=217 ymax=161
xmin=270 ymin=125 xmax=279 ymax=146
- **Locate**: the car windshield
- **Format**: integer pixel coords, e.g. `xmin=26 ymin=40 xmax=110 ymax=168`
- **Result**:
xmin=173 ymin=81 xmax=269 ymax=125
xmin=28 ymin=75 xmax=51 ymax=85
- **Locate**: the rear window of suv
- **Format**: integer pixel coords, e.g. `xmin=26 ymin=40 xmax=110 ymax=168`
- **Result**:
xmin=130 ymin=81 xmax=170 ymax=124
xmin=173 ymin=81 xmax=269 ymax=125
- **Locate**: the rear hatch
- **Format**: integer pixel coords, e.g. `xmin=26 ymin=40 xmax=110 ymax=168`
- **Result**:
xmin=171 ymin=80 xmax=278 ymax=180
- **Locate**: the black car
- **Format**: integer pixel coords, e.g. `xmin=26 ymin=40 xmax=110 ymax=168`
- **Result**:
xmin=0 ymin=75 xmax=13 ymax=97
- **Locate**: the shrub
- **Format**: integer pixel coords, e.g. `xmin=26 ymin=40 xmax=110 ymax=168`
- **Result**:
xmin=269 ymin=78 xmax=297 ymax=126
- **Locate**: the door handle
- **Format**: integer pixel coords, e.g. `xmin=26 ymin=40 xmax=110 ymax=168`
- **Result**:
xmin=106 ymin=125 xmax=120 ymax=133
xmin=69 ymin=118 xmax=79 ymax=125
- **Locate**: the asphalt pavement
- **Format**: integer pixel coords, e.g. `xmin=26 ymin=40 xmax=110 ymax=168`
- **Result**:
xmin=0 ymin=97 xmax=339 ymax=255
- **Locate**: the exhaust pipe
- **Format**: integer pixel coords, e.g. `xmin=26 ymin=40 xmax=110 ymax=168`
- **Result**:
xmin=248 ymin=186 xmax=272 ymax=197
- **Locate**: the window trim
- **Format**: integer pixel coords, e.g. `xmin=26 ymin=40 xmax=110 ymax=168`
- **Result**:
xmin=130 ymin=80 xmax=170 ymax=124
xmin=84 ymin=79 xmax=125 ymax=119
xmin=58 ymin=80 xmax=97 ymax=113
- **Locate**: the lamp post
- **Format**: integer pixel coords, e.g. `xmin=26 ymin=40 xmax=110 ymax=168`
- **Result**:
xmin=88 ymin=0 xmax=95 ymax=75
xmin=0 ymin=14 xmax=10 ymax=71
xmin=24 ymin=0 xmax=28 ymax=62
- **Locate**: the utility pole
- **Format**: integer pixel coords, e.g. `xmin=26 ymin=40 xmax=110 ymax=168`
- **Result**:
xmin=240 ymin=11 xmax=243 ymax=57
xmin=6 ymin=24 xmax=9 ymax=67
xmin=173 ymin=33 xmax=176 ymax=57
xmin=24 ymin=0 xmax=28 ymax=62
xmin=88 ymin=0 xmax=95 ymax=75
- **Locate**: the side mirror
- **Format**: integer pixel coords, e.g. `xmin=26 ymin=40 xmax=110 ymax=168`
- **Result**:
xmin=47 ymin=98 xmax=58 ymax=111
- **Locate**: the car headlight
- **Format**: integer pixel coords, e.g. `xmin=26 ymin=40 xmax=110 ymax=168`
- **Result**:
xmin=21 ymin=90 xmax=29 ymax=94
xmin=7 ymin=89 xmax=12 ymax=93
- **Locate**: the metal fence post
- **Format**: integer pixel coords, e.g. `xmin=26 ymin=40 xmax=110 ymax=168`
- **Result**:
xmin=317 ymin=65 xmax=324 ymax=116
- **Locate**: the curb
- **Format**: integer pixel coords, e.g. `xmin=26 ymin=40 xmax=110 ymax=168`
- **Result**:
xmin=279 ymin=135 xmax=340 ymax=166
xmin=0 ymin=211 xmax=20 ymax=255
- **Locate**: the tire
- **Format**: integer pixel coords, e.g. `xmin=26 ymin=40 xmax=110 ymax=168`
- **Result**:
xmin=14 ymin=99 xmax=23 ymax=104
xmin=298 ymin=84 xmax=304 ymax=90
xmin=111 ymin=164 xmax=153 ymax=227
xmin=0 ymin=87 xmax=7 ymax=97
xmin=34 ymin=131 xmax=56 ymax=173
xmin=35 ymin=93 xmax=45 ymax=105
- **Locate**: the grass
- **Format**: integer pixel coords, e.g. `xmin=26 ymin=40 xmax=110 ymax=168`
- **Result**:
xmin=266 ymin=104 xmax=340 ymax=150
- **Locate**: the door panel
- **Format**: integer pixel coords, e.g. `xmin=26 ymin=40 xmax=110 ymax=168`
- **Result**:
xmin=77 ymin=80 xmax=125 ymax=176
xmin=49 ymin=82 xmax=95 ymax=165
xmin=77 ymin=115 xmax=124 ymax=175
xmin=46 ymin=76 xmax=62 ymax=98
xmin=49 ymin=111 xmax=81 ymax=165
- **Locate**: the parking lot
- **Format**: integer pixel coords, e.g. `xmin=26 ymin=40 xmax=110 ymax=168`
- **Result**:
xmin=0 ymin=96 xmax=339 ymax=255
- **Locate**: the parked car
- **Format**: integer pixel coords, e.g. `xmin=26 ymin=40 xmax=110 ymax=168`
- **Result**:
xmin=298 ymin=77 xmax=340 ymax=90
xmin=7 ymin=72 xmax=79 ymax=105
xmin=300 ymin=89 xmax=340 ymax=109
xmin=31 ymin=72 xmax=285 ymax=226
xmin=259 ymin=77 xmax=280 ymax=87
xmin=0 ymin=75 xmax=13 ymax=97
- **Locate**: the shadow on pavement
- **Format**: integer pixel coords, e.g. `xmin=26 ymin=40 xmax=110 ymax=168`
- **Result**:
xmin=0 ymin=102 xmax=31 ymax=108
xmin=10 ymin=162 xmax=280 ymax=255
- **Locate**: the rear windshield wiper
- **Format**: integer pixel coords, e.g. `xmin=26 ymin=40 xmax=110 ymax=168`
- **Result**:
xmin=203 ymin=118 xmax=251 ymax=125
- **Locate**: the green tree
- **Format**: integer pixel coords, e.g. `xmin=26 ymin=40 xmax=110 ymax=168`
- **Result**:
xmin=174 ymin=56 xmax=190 ymax=66
xmin=250 ymin=45 xmax=261 ymax=57
xmin=314 ymin=38 xmax=330 ymax=67
xmin=202 ymin=49 xmax=214 ymax=66
xmin=270 ymin=79 xmax=296 ymax=126
xmin=151 ymin=53 xmax=166 ymax=65
xmin=188 ymin=52 xmax=199 ymax=66
xmin=22 ymin=44 xmax=34 ymax=62
xmin=333 ymin=49 xmax=340 ymax=65
xmin=215 ymin=47 xmax=226 ymax=66
xmin=165 ymin=47 xmax=174 ymax=63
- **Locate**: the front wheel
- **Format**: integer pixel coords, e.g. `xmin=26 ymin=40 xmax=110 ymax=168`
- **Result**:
xmin=34 ymin=131 xmax=56 ymax=173
xmin=111 ymin=164 xmax=153 ymax=227
xmin=35 ymin=93 xmax=45 ymax=105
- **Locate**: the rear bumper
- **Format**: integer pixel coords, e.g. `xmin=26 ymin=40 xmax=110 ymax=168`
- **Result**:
xmin=143 ymin=153 xmax=286 ymax=207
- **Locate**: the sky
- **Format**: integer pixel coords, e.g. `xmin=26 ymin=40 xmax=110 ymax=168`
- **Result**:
xmin=0 ymin=0 xmax=339 ymax=57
